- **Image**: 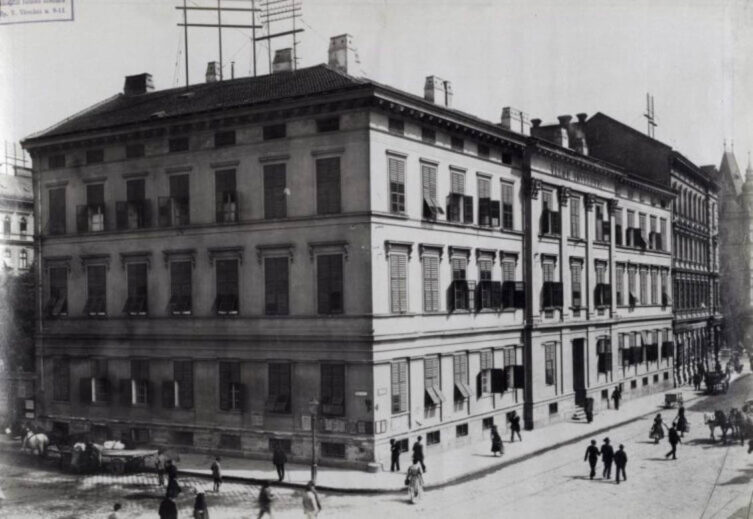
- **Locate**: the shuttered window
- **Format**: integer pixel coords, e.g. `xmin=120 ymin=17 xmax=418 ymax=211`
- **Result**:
xmin=480 ymin=350 xmax=493 ymax=370
xmin=215 ymin=259 xmax=239 ymax=315
xmin=389 ymin=253 xmax=408 ymax=313
xmin=215 ymin=169 xmax=238 ymax=223
xmin=542 ymin=261 xmax=555 ymax=282
xmin=571 ymin=261 xmax=582 ymax=308
xmin=85 ymin=265 xmax=107 ymax=316
xmin=453 ymin=354 xmax=468 ymax=384
xmin=389 ymin=157 xmax=406 ymax=214
xmin=544 ymin=343 xmax=556 ymax=386
xmin=125 ymin=263 xmax=148 ymax=315
xmin=451 ymin=169 xmax=465 ymax=194
xmin=169 ymin=261 xmax=192 ymax=314
xmin=174 ymin=360 xmax=194 ymax=409
xmin=264 ymin=257 xmax=289 ymax=315
xmin=422 ymin=254 xmax=440 ymax=312
xmin=391 ymin=360 xmax=408 ymax=414
xmin=424 ymin=357 xmax=440 ymax=389
xmin=316 ymin=157 xmax=341 ymax=215
xmin=317 ymin=254 xmax=343 ymax=314
xmin=48 ymin=188 xmax=66 ymax=235
xmin=131 ymin=359 xmax=150 ymax=405
xmin=219 ymin=361 xmax=243 ymax=411
xmin=616 ymin=264 xmax=625 ymax=305
xmin=570 ymin=197 xmax=580 ymax=238
xmin=452 ymin=257 xmax=467 ymax=280
xmin=320 ymin=364 xmax=345 ymax=416
xmin=477 ymin=177 xmax=490 ymax=198
xmin=659 ymin=218 xmax=667 ymax=251
xmin=421 ymin=163 xmax=440 ymax=219
xmin=639 ymin=268 xmax=648 ymax=305
xmin=264 ymin=163 xmax=287 ymax=219
xmin=48 ymin=267 xmax=68 ymax=316
xmin=501 ymin=181 xmax=514 ymax=230
xmin=651 ymin=268 xmax=658 ymax=305
xmin=502 ymin=259 xmax=515 ymax=282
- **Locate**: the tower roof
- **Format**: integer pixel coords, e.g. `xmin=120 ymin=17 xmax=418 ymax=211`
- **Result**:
xmin=720 ymin=150 xmax=744 ymax=194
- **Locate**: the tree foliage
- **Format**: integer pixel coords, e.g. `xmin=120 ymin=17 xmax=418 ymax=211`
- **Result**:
xmin=0 ymin=268 xmax=36 ymax=373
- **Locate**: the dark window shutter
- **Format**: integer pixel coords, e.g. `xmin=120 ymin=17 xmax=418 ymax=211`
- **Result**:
xmin=237 ymin=383 xmax=246 ymax=411
xmin=119 ymin=379 xmax=131 ymax=406
xmin=80 ymin=378 xmax=92 ymax=404
xmin=514 ymin=282 xmax=526 ymax=308
xmin=553 ymin=283 xmax=563 ymax=307
xmin=513 ymin=365 xmax=525 ymax=389
xmin=162 ymin=380 xmax=174 ymax=408
xmin=116 ymin=201 xmax=128 ymax=230
xmin=463 ymin=196 xmax=474 ymax=224
xmin=540 ymin=209 xmax=550 ymax=234
xmin=552 ymin=212 xmax=561 ymax=235
xmin=490 ymin=201 xmax=501 ymax=227
xmin=491 ymin=281 xmax=502 ymax=309
xmin=76 ymin=205 xmax=88 ymax=232
xmin=491 ymin=369 xmax=507 ymax=393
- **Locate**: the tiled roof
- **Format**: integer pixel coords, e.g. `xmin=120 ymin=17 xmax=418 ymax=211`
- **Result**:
xmin=26 ymin=64 xmax=367 ymax=142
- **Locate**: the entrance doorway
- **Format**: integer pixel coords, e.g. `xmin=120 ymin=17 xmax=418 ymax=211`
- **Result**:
xmin=572 ymin=338 xmax=586 ymax=406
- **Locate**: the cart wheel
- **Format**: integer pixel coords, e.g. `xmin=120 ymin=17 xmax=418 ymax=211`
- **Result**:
xmin=109 ymin=458 xmax=126 ymax=475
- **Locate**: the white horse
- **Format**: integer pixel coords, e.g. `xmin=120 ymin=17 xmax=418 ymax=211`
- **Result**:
xmin=21 ymin=430 xmax=49 ymax=457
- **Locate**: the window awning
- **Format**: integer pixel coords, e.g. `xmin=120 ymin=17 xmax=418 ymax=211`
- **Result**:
xmin=425 ymin=385 xmax=445 ymax=405
xmin=454 ymin=381 xmax=472 ymax=399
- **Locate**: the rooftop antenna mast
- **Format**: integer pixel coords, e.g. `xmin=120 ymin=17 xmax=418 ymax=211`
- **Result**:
xmin=644 ymin=93 xmax=657 ymax=138
xmin=176 ymin=0 xmax=262 ymax=86
xmin=258 ymin=0 xmax=304 ymax=73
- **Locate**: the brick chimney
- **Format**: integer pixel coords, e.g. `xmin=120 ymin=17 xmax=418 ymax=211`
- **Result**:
xmin=424 ymin=76 xmax=453 ymax=108
xmin=574 ymin=113 xmax=589 ymax=155
xmin=328 ymin=34 xmax=360 ymax=74
xmin=556 ymin=115 xmax=571 ymax=148
xmin=273 ymin=48 xmax=293 ymax=73
xmin=500 ymin=107 xmax=531 ymax=136
xmin=205 ymin=62 xmax=221 ymax=83
xmin=123 ymin=73 xmax=154 ymax=96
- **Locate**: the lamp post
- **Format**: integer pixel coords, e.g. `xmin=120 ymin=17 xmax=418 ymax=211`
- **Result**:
xmin=308 ymin=398 xmax=319 ymax=484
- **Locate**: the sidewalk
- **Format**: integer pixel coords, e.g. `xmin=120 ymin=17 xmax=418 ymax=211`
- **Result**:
xmin=177 ymin=377 xmax=741 ymax=494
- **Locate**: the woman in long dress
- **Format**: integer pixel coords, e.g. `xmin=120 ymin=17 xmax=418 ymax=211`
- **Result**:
xmin=491 ymin=426 xmax=504 ymax=457
xmin=406 ymin=459 xmax=424 ymax=504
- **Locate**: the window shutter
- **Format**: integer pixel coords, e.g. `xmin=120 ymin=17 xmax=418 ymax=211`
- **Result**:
xmin=162 ymin=380 xmax=175 ymax=408
xmin=491 ymin=368 xmax=507 ymax=393
xmin=490 ymin=201 xmax=500 ymax=227
xmin=514 ymin=282 xmax=526 ymax=308
xmin=390 ymin=254 xmax=408 ymax=313
xmin=80 ymin=378 xmax=92 ymax=404
xmin=463 ymin=195 xmax=474 ymax=224
xmin=540 ymin=209 xmax=550 ymax=234
xmin=119 ymin=379 xmax=131 ymax=406
xmin=512 ymin=365 xmax=525 ymax=389
xmin=116 ymin=201 xmax=128 ymax=230
xmin=423 ymin=255 xmax=439 ymax=312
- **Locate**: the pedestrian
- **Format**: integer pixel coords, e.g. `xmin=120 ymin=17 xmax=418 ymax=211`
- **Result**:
xmin=405 ymin=458 xmax=425 ymax=504
xmin=257 ymin=480 xmax=275 ymax=519
xmin=158 ymin=496 xmax=178 ymax=519
xmin=673 ymin=406 xmax=688 ymax=438
xmin=490 ymin=425 xmax=504 ymax=457
xmin=611 ymin=387 xmax=621 ymax=411
xmin=693 ymin=372 xmax=702 ymax=391
xmin=509 ymin=410 xmax=522 ymax=442
xmin=166 ymin=476 xmax=182 ymax=499
xmin=210 ymin=457 xmax=222 ymax=492
xmin=585 ymin=397 xmax=594 ymax=423
xmin=584 ymin=439 xmax=600 ymax=480
xmin=600 ymin=437 xmax=614 ymax=479
xmin=193 ymin=491 xmax=210 ymax=519
xmin=412 ymin=436 xmax=426 ymax=473
xmin=166 ymin=459 xmax=178 ymax=482
xmin=107 ymin=502 xmax=122 ymax=519
xmin=273 ymin=444 xmax=287 ymax=482
xmin=302 ymin=480 xmax=322 ymax=518
xmin=665 ymin=424 xmax=681 ymax=460
xmin=390 ymin=439 xmax=401 ymax=472
xmin=651 ymin=414 xmax=666 ymax=444
xmin=614 ymin=444 xmax=628 ymax=484
xmin=155 ymin=452 xmax=165 ymax=487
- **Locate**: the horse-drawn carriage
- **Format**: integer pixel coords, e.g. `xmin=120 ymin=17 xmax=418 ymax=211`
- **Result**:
xmin=705 ymin=371 xmax=730 ymax=395
xmin=664 ymin=392 xmax=684 ymax=409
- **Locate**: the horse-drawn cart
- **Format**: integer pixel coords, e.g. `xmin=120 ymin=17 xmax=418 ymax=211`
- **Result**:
xmin=664 ymin=392 xmax=684 ymax=408
xmin=705 ymin=371 xmax=730 ymax=395
xmin=97 ymin=447 xmax=158 ymax=475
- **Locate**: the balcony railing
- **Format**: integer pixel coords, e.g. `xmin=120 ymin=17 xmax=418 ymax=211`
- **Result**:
xmin=158 ymin=197 xmax=190 ymax=227
xmin=215 ymin=191 xmax=239 ymax=224
xmin=76 ymin=204 xmax=106 ymax=233
xmin=116 ymin=200 xmax=152 ymax=230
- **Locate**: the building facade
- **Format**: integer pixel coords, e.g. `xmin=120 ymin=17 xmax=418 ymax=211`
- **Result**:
xmin=23 ymin=37 xmax=676 ymax=469
xmin=0 ymin=166 xmax=34 ymax=273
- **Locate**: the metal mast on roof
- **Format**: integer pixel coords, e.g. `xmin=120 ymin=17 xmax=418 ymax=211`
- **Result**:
xmin=258 ymin=0 xmax=304 ymax=73
xmin=176 ymin=0 xmax=262 ymax=86
xmin=644 ymin=93 xmax=657 ymax=138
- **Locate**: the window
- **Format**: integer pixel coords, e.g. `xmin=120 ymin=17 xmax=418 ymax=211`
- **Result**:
xmin=215 ymin=169 xmax=238 ymax=223
xmin=659 ymin=218 xmax=667 ymax=251
xmin=502 ymin=153 xmax=512 ymax=165
xmin=482 ymin=417 xmax=494 ymax=430
xmin=477 ymin=144 xmax=490 ymax=159
xmin=639 ymin=268 xmax=648 ymax=305
xmin=86 ymin=149 xmax=104 ymax=164
xmin=649 ymin=216 xmax=657 ymax=249
xmin=661 ymin=270 xmax=670 ymax=306
xmin=219 ymin=361 xmax=243 ymax=411
xmin=615 ymin=209 xmax=623 ymax=246
xmin=130 ymin=360 xmax=150 ymax=405
xmin=317 ymin=254 xmax=343 ymax=314
xmin=49 ymin=154 xmax=66 ymax=169
xmin=501 ymin=181 xmax=514 ymax=230
xmin=549 ymin=402 xmax=558 ymax=415
xmin=263 ymin=124 xmax=286 ymax=140
xmin=422 ymin=163 xmax=442 ymax=220
xmin=124 ymin=263 xmax=148 ymax=316
xmin=540 ymin=190 xmax=560 ymax=235
xmin=85 ymin=359 xmax=110 ymax=404
xmin=48 ymin=267 xmax=68 ymax=316
xmin=264 ymin=257 xmax=289 ymax=315
xmin=215 ymin=259 xmax=239 ymax=315
xmin=172 ymin=360 xmax=194 ymax=409
xmin=477 ymin=177 xmax=498 ymax=227
xmin=628 ymin=267 xmax=637 ymax=307
xmin=427 ymin=430 xmax=440 ymax=445
xmin=477 ymin=258 xmax=495 ymax=309
xmin=214 ymin=130 xmax=236 ymax=147
xmin=266 ymin=363 xmax=291 ymax=414
xmin=85 ymin=265 xmax=107 ymax=316
xmin=626 ymin=210 xmax=635 ymax=247
xmin=125 ymin=143 xmax=145 ymax=158
xmin=388 ymin=118 xmax=404 ymax=135
xmin=52 ymin=358 xmax=70 ymax=401
xmin=594 ymin=203 xmax=609 ymax=242
xmin=456 ymin=423 xmax=469 ymax=437
xmin=389 ymin=253 xmax=408 ymax=313
xmin=544 ymin=343 xmax=556 ymax=385
xmin=451 ymin=137 xmax=464 ymax=152
xmin=388 ymin=156 xmax=406 ymax=214
xmin=316 ymin=117 xmax=339 ymax=132
xmin=639 ymin=213 xmax=647 ymax=245
xmin=321 ymin=442 xmax=346 ymax=459
xmin=117 ymin=178 xmax=149 ymax=230
xmin=447 ymin=169 xmax=472 ymax=223
xmin=168 ymin=137 xmax=189 ymax=153
xmin=421 ymin=127 xmax=436 ymax=144
xmin=453 ymin=353 xmax=471 ymax=403
xmin=19 ymin=216 xmax=27 ymax=234
xmin=391 ymin=360 xmax=408 ymax=414
xmin=169 ymin=261 xmax=192 ymax=315
xmin=77 ymin=184 xmax=105 ymax=233
xmin=2 ymin=216 xmax=9 ymax=235
xmin=320 ymin=364 xmax=345 ymax=416
xmin=450 ymin=257 xmax=470 ymax=311
xmin=422 ymin=254 xmax=440 ymax=312
xmin=264 ymin=164 xmax=287 ymax=219
xmin=571 ymin=261 xmax=582 ymax=309
xmin=650 ymin=269 xmax=658 ymax=305
xmin=616 ymin=264 xmax=624 ymax=306
xmin=424 ymin=357 xmax=444 ymax=409
xmin=316 ymin=157 xmax=341 ymax=215
xmin=597 ymin=338 xmax=612 ymax=373
xmin=159 ymin=174 xmax=190 ymax=226
xmin=570 ymin=197 xmax=580 ymax=238
xmin=19 ymin=249 xmax=28 ymax=269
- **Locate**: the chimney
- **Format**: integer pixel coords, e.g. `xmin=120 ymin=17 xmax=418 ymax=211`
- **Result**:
xmin=574 ymin=113 xmax=589 ymax=155
xmin=273 ymin=48 xmax=293 ymax=73
xmin=123 ymin=73 xmax=154 ymax=96
xmin=500 ymin=107 xmax=531 ymax=136
xmin=328 ymin=34 xmax=360 ymax=74
xmin=576 ymin=113 xmax=588 ymax=125
xmin=555 ymin=115 xmax=571 ymax=148
xmin=205 ymin=62 xmax=221 ymax=83
xmin=424 ymin=76 xmax=445 ymax=105
xmin=531 ymin=118 xmax=542 ymax=129
xmin=443 ymin=80 xmax=453 ymax=108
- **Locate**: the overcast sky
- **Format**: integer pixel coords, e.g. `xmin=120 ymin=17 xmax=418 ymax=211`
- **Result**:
xmin=1 ymin=0 xmax=751 ymax=170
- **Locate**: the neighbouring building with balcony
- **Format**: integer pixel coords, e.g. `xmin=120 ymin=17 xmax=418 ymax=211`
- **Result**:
xmin=585 ymin=114 xmax=722 ymax=380
xmin=0 ymin=166 xmax=34 ymax=273
xmin=23 ymin=36 xmax=678 ymax=469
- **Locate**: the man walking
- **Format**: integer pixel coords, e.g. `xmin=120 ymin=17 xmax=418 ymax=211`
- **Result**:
xmin=611 ymin=387 xmax=621 ymax=411
xmin=273 ymin=444 xmax=287 ymax=482
xmin=210 ymin=457 xmax=222 ymax=492
xmin=390 ymin=439 xmax=401 ymax=472
xmin=412 ymin=436 xmax=426 ymax=473
xmin=614 ymin=444 xmax=628 ymax=484
xmin=509 ymin=411 xmax=522 ymax=442
xmin=665 ymin=424 xmax=681 ymax=460
xmin=584 ymin=439 xmax=600 ymax=480
xmin=600 ymin=438 xmax=614 ymax=479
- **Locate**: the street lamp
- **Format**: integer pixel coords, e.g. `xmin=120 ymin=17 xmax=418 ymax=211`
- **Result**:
xmin=308 ymin=398 xmax=319 ymax=484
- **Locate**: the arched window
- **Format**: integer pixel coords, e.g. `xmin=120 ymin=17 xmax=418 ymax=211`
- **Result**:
xmin=3 ymin=215 xmax=10 ymax=236
xmin=19 ymin=217 xmax=27 ymax=235
xmin=19 ymin=249 xmax=28 ymax=269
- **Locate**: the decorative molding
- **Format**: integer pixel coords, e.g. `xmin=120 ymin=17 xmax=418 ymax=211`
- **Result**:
xmin=210 ymin=160 xmax=240 ymax=169
xmin=81 ymin=176 xmax=107 ymax=184
xmin=475 ymin=248 xmax=496 ymax=262
xmin=385 ymin=149 xmax=408 ymax=159
xmin=557 ymin=186 xmax=571 ymax=207
xmin=43 ymin=255 xmax=72 ymax=272
xmin=44 ymin=180 xmax=68 ymax=188
xmin=256 ymin=243 xmax=295 ymax=265
xmin=207 ymin=246 xmax=244 ymax=266
xmin=419 ymin=158 xmax=440 ymax=167
xmin=162 ymin=248 xmax=196 ymax=268
xmin=608 ymin=198 xmax=620 ymax=215
xmin=121 ymin=171 xmax=150 ymax=180
xmin=419 ymin=243 xmax=444 ymax=260
xmin=384 ymin=240 xmax=414 ymax=260
xmin=258 ymin=153 xmax=290 ymax=164
xmin=527 ymin=178 xmax=542 ymax=199
xmin=311 ymin=147 xmax=346 ymax=157
xmin=499 ymin=251 xmax=519 ymax=262
xmin=119 ymin=251 xmax=152 ymax=270
xmin=166 ymin=165 xmax=193 ymax=174
xmin=80 ymin=253 xmax=111 ymax=270
xmin=448 ymin=246 xmax=471 ymax=259
xmin=308 ymin=240 xmax=349 ymax=262
xmin=584 ymin=194 xmax=596 ymax=211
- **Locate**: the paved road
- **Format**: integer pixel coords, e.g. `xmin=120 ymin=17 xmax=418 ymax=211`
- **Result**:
xmin=4 ymin=376 xmax=753 ymax=518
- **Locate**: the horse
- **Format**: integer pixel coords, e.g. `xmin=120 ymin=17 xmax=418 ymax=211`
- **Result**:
xmin=704 ymin=410 xmax=732 ymax=442
xmin=728 ymin=408 xmax=747 ymax=445
xmin=21 ymin=429 xmax=49 ymax=457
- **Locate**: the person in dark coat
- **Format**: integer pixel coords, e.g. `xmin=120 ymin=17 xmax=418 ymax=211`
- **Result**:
xmin=674 ymin=406 xmax=688 ymax=438
xmin=210 ymin=457 xmax=222 ymax=492
xmin=584 ymin=439 xmax=600 ymax=480
xmin=257 ymin=480 xmax=274 ymax=519
xmin=600 ymin=437 xmax=614 ymax=479
xmin=158 ymin=496 xmax=178 ymax=519
xmin=193 ymin=491 xmax=209 ymax=519
xmin=509 ymin=411 xmax=522 ymax=442
xmin=611 ymin=387 xmax=621 ymax=411
xmin=272 ymin=445 xmax=287 ymax=482
xmin=614 ymin=444 xmax=628 ymax=484
xmin=665 ymin=425 xmax=681 ymax=459
xmin=412 ymin=436 xmax=426 ymax=472
xmin=166 ymin=477 xmax=182 ymax=499
xmin=166 ymin=459 xmax=178 ymax=482
xmin=490 ymin=426 xmax=504 ymax=457
xmin=585 ymin=398 xmax=594 ymax=423
xmin=390 ymin=439 xmax=401 ymax=472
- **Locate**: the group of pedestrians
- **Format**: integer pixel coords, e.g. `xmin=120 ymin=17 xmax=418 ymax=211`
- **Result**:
xmin=584 ymin=438 xmax=628 ymax=483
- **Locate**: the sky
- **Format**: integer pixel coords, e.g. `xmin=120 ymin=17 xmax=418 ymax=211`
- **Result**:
xmin=1 ymin=0 xmax=751 ymax=170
